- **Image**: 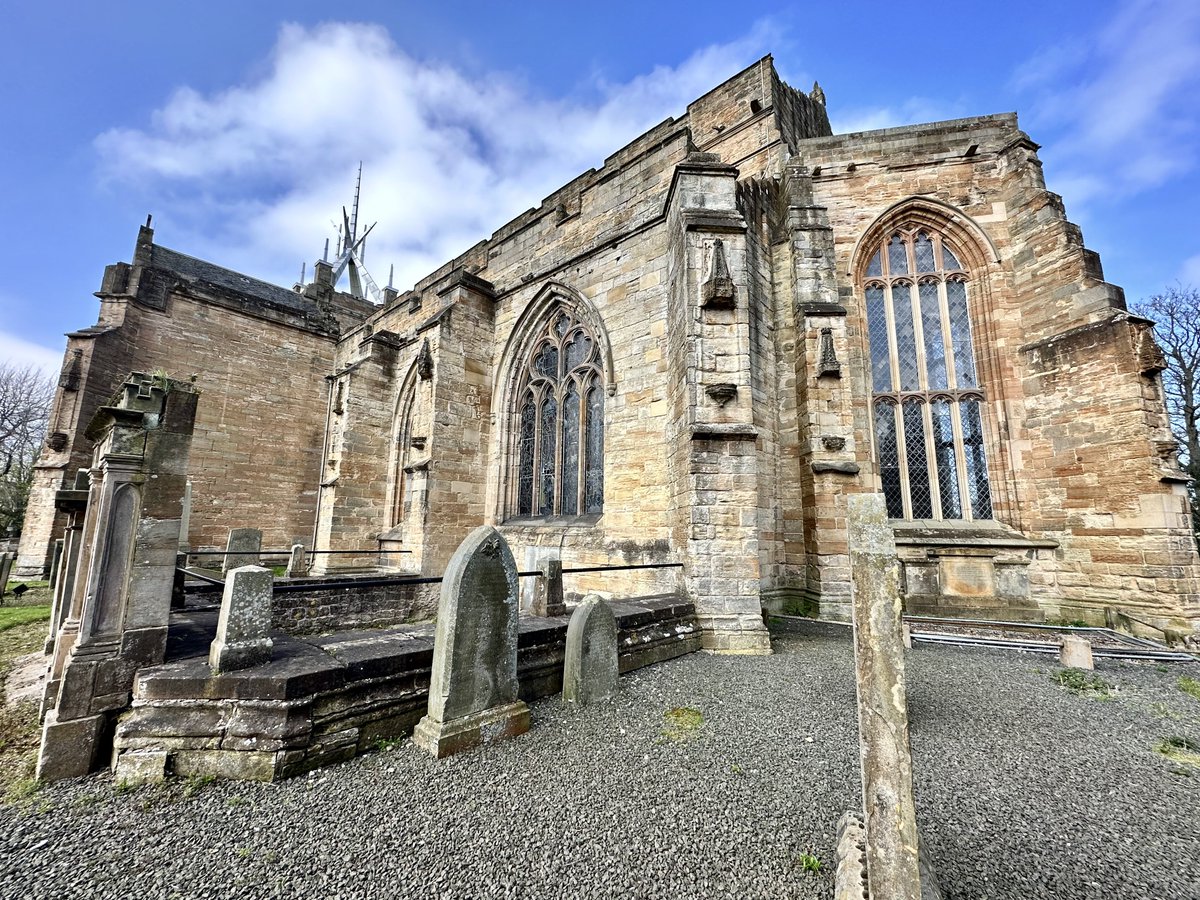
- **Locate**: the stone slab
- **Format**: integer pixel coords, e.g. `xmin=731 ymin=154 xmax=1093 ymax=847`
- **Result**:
xmin=563 ymin=595 xmax=619 ymax=705
xmin=411 ymin=700 xmax=530 ymax=759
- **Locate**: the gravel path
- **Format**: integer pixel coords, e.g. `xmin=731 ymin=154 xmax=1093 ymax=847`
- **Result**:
xmin=3 ymin=626 xmax=1199 ymax=900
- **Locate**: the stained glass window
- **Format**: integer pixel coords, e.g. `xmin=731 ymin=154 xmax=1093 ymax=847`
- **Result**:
xmin=511 ymin=308 xmax=605 ymax=518
xmin=863 ymin=229 xmax=992 ymax=520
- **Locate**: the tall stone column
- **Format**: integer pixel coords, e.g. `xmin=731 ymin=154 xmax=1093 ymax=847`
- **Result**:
xmin=43 ymin=471 xmax=89 ymax=657
xmin=665 ymin=151 xmax=771 ymax=654
xmin=37 ymin=373 xmax=198 ymax=781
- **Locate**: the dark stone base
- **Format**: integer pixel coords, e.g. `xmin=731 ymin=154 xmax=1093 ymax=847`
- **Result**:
xmin=411 ymin=701 xmax=530 ymax=759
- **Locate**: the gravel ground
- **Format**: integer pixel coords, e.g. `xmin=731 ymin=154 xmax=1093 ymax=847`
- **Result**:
xmin=2 ymin=626 xmax=1199 ymax=900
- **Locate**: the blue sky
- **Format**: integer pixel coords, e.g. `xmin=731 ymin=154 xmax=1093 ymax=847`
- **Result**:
xmin=3 ymin=0 xmax=1199 ymax=373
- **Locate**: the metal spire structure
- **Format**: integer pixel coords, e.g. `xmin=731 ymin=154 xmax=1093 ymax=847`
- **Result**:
xmin=325 ymin=162 xmax=384 ymax=304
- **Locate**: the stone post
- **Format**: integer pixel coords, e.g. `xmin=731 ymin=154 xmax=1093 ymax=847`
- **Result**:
xmin=44 ymin=472 xmax=89 ymax=656
xmin=563 ymin=595 xmax=619 ymax=705
xmin=287 ymin=543 xmax=307 ymax=578
xmin=222 ymin=527 xmax=262 ymax=573
xmin=0 ymin=553 xmax=12 ymax=600
xmin=178 ymin=480 xmax=192 ymax=552
xmin=209 ymin=566 xmax=274 ymax=672
xmin=37 ymin=372 xmax=198 ymax=782
xmin=532 ymin=557 xmax=566 ymax=617
xmin=1060 ymin=634 xmax=1094 ymax=670
xmin=412 ymin=525 xmax=529 ymax=758
xmin=847 ymin=493 xmax=923 ymax=900
xmin=48 ymin=540 xmax=64 ymax=591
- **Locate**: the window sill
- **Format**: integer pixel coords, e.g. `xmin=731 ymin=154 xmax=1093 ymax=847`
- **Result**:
xmin=501 ymin=514 xmax=603 ymax=529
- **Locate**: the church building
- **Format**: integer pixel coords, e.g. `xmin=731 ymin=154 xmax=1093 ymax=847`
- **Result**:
xmin=18 ymin=56 xmax=1200 ymax=650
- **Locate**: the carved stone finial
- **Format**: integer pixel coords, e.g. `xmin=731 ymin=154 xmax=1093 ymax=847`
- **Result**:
xmin=417 ymin=338 xmax=434 ymax=381
xmin=818 ymin=327 xmax=841 ymax=377
xmin=701 ymin=239 xmax=736 ymax=308
xmin=811 ymin=81 xmax=826 ymax=107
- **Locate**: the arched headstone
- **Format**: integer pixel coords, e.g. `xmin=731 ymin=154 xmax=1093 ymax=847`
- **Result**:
xmin=563 ymin=594 xmax=619 ymax=705
xmin=412 ymin=525 xmax=529 ymax=757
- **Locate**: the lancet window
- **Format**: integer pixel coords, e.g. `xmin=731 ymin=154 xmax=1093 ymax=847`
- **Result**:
xmin=863 ymin=229 xmax=993 ymax=520
xmin=512 ymin=308 xmax=604 ymax=518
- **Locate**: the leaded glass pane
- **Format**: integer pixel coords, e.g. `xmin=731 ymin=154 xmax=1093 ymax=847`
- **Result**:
xmin=584 ymin=377 xmax=604 ymax=514
xmin=887 ymin=235 xmax=909 ymax=275
xmin=960 ymin=399 xmax=993 ymax=518
xmin=903 ymin=399 xmax=933 ymax=518
xmin=941 ymin=243 xmax=962 ymax=271
xmin=866 ymin=250 xmax=883 ymax=278
xmin=554 ymin=313 xmax=571 ymax=339
xmin=914 ymin=233 xmax=937 ymax=273
xmin=891 ymin=282 xmax=920 ymax=391
xmin=931 ymin=399 xmax=962 ymax=519
xmin=866 ymin=284 xmax=892 ymax=392
xmin=565 ymin=331 xmax=593 ymax=372
xmin=946 ymin=279 xmax=976 ymax=388
xmin=534 ymin=342 xmax=558 ymax=378
xmin=919 ymin=280 xmax=948 ymax=390
xmin=518 ymin=395 xmax=536 ymax=516
xmin=538 ymin=395 xmax=557 ymax=515
xmin=561 ymin=382 xmax=580 ymax=516
xmin=874 ymin=402 xmax=904 ymax=518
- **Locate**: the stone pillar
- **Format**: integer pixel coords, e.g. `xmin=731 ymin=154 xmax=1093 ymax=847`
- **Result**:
xmin=532 ymin=557 xmax=566 ymax=617
xmin=48 ymin=540 xmax=64 ymax=591
xmin=847 ymin=493 xmax=923 ymax=900
xmin=222 ymin=527 xmax=262 ymax=573
xmin=563 ymin=595 xmax=619 ymax=705
xmin=44 ymin=472 xmax=89 ymax=656
xmin=287 ymin=543 xmax=307 ymax=578
xmin=178 ymin=480 xmax=192 ymax=552
xmin=665 ymin=151 xmax=771 ymax=655
xmin=1060 ymin=634 xmax=1094 ymax=670
xmin=37 ymin=372 xmax=198 ymax=782
xmin=0 ymin=553 xmax=12 ymax=600
xmin=209 ymin=566 xmax=274 ymax=672
xmin=412 ymin=525 xmax=529 ymax=758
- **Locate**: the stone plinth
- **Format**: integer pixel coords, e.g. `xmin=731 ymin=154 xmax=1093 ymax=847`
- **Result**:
xmin=412 ymin=525 xmax=529 ymax=758
xmin=1060 ymin=634 xmax=1094 ymax=670
xmin=563 ymin=594 xmax=619 ymax=705
xmin=210 ymin=566 xmax=274 ymax=672
xmin=532 ymin=557 xmax=566 ymax=617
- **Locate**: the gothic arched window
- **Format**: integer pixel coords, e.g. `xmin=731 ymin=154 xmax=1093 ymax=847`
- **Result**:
xmin=863 ymin=229 xmax=993 ymax=520
xmin=512 ymin=308 xmax=604 ymax=518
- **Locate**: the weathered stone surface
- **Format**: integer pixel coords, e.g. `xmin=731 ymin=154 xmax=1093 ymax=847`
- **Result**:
xmin=36 ymin=712 xmax=103 ymax=781
xmin=113 ymin=749 xmax=168 ymax=785
xmin=210 ymin=566 xmax=274 ymax=672
xmin=222 ymin=528 xmax=262 ymax=573
xmin=288 ymin=543 xmax=307 ymax=578
xmin=532 ymin=557 xmax=566 ymax=618
xmin=848 ymin=493 xmax=923 ymax=900
xmin=1060 ymin=634 xmax=1094 ymax=670
xmin=0 ymin=553 xmax=12 ymax=599
xmin=412 ymin=525 xmax=528 ymax=757
xmin=834 ymin=811 xmax=868 ymax=900
xmin=563 ymin=594 xmax=619 ymax=705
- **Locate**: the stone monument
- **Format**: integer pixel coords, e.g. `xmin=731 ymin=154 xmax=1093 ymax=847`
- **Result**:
xmin=563 ymin=594 xmax=619 ymax=705
xmin=210 ymin=565 xmax=274 ymax=671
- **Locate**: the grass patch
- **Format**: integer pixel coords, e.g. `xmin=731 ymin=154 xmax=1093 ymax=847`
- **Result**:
xmin=1052 ymin=668 xmax=1113 ymax=699
xmin=1156 ymin=735 xmax=1200 ymax=771
xmin=796 ymin=853 xmax=822 ymax=874
xmin=0 ymin=605 xmax=51 ymax=634
xmin=1179 ymin=676 xmax=1200 ymax=703
xmin=660 ymin=707 xmax=704 ymax=742
xmin=0 ymin=621 xmax=51 ymax=802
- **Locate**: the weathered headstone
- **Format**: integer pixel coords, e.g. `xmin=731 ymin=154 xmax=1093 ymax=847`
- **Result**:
xmin=532 ymin=556 xmax=566 ymax=617
xmin=846 ymin=493 xmax=924 ymax=900
xmin=222 ymin=527 xmax=262 ymax=573
xmin=0 ymin=553 xmax=12 ymax=600
xmin=412 ymin=525 xmax=529 ymax=758
xmin=1060 ymin=634 xmax=1094 ymax=670
xmin=287 ymin=543 xmax=307 ymax=578
xmin=563 ymin=594 xmax=619 ymax=705
xmin=902 ymin=619 xmax=913 ymax=650
xmin=209 ymin=565 xmax=274 ymax=671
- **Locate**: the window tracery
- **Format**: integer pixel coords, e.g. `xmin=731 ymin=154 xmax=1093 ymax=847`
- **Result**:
xmin=511 ymin=308 xmax=604 ymax=518
xmin=863 ymin=228 xmax=993 ymax=520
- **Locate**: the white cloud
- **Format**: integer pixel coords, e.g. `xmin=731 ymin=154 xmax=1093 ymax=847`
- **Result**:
xmin=1180 ymin=253 xmax=1200 ymax=286
xmin=1015 ymin=0 xmax=1200 ymax=206
xmin=0 ymin=330 xmax=63 ymax=377
xmin=94 ymin=21 xmax=786 ymax=294
xmin=830 ymin=97 xmax=964 ymax=137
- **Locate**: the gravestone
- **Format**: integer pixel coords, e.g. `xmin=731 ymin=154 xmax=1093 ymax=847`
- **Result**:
xmin=0 ymin=553 xmax=12 ymax=599
xmin=412 ymin=525 xmax=529 ymax=758
xmin=1060 ymin=634 xmax=1094 ymax=670
xmin=210 ymin=565 xmax=274 ymax=671
xmin=845 ymin=493 xmax=925 ymax=900
xmin=222 ymin=527 xmax=262 ymax=573
xmin=563 ymin=594 xmax=619 ymax=705
xmin=532 ymin=556 xmax=566 ymax=617
xmin=287 ymin=543 xmax=307 ymax=578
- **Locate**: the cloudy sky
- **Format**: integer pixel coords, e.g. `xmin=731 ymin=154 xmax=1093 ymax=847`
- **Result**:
xmin=3 ymin=0 xmax=1199 ymax=373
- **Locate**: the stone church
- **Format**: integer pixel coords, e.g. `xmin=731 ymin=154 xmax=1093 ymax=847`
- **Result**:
xmin=18 ymin=56 xmax=1200 ymax=650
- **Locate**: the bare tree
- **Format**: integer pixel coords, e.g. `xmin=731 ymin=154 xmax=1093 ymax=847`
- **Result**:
xmin=1133 ymin=285 xmax=1200 ymax=538
xmin=0 ymin=362 xmax=55 ymax=537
